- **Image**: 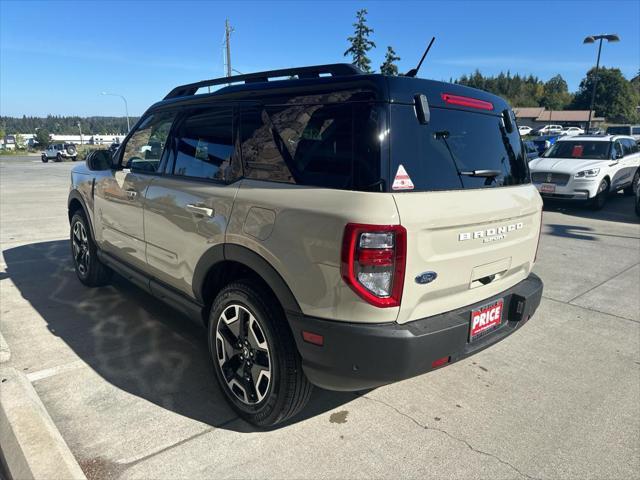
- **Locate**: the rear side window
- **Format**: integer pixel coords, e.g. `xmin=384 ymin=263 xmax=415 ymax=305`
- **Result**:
xmin=389 ymin=106 xmax=529 ymax=191
xmin=239 ymin=103 xmax=381 ymax=190
xmin=173 ymin=107 xmax=235 ymax=181
xmin=632 ymin=127 xmax=640 ymax=135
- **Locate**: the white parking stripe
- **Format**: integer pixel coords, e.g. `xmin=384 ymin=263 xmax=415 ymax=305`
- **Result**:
xmin=26 ymin=360 xmax=86 ymax=382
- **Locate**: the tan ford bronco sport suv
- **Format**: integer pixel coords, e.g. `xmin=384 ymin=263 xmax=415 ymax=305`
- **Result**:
xmin=68 ymin=64 xmax=543 ymax=426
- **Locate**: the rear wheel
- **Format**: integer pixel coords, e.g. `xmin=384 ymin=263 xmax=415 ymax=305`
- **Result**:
xmin=590 ymin=178 xmax=609 ymax=210
xmin=70 ymin=211 xmax=111 ymax=287
xmin=208 ymin=280 xmax=312 ymax=427
xmin=56 ymin=153 xmax=62 ymax=162
xmin=72 ymin=156 xmax=77 ymax=162
xmin=623 ymin=170 xmax=639 ymax=196
xmin=41 ymin=154 xmax=48 ymax=163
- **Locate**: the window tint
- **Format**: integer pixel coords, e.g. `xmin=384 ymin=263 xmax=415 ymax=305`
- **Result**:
xmin=632 ymin=127 xmax=640 ymax=135
xmin=240 ymin=103 xmax=381 ymax=190
xmin=613 ymin=141 xmax=623 ymax=158
xmin=122 ymin=113 xmax=175 ymax=173
xmin=390 ymin=106 xmax=529 ymax=191
xmin=173 ymin=107 xmax=235 ymax=181
xmin=622 ymin=138 xmax=638 ymax=155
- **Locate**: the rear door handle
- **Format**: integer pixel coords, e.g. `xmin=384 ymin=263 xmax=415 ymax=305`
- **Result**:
xmin=186 ymin=204 xmax=214 ymax=217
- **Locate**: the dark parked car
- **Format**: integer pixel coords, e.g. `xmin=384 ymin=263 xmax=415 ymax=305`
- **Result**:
xmin=523 ymin=140 xmax=539 ymax=162
xmin=532 ymin=134 xmax=561 ymax=155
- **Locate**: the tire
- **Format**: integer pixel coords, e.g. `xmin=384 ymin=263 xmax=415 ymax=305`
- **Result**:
xmin=208 ymin=280 xmax=312 ymax=427
xmin=623 ymin=170 xmax=639 ymax=196
xmin=72 ymin=156 xmax=77 ymax=162
xmin=70 ymin=210 xmax=112 ymax=287
xmin=41 ymin=155 xmax=48 ymax=163
xmin=56 ymin=153 xmax=62 ymax=162
xmin=590 ymin=178 xmax=609 ymax=210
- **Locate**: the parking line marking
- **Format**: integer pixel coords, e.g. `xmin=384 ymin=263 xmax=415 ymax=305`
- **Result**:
xmin=26 ymin=360 xmax=86 ymax=382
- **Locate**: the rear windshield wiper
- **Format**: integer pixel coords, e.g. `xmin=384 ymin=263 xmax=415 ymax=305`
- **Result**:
xmin=459 ymin=169 xmax=502 ymax=177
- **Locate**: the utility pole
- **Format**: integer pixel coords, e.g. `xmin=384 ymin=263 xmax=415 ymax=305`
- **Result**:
xmin=225 ymin=19 xmax=233 ymax=77
xmin=77 ymin=122 xmax=83 ymax=145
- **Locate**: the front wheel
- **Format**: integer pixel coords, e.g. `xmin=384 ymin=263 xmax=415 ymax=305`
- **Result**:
xmin=41 ymin=155 xmax=48 ymax=163
xmin=208 ymin=281 xmax=312 ymax=427
xmin=623 ymin=170 xmax=639 ymax=196
xmin=70 ymin=211 xmax=112 ymax=287
xmin=590 ymin=179 xmax=609 ymax=210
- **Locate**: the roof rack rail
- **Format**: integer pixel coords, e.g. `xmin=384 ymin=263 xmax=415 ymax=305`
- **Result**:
xmin=164 ymin=63 xmax=363 ymax=100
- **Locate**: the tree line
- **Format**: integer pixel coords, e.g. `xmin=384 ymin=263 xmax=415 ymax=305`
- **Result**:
xmin=0 ymin=115 xmax=137 ymax=137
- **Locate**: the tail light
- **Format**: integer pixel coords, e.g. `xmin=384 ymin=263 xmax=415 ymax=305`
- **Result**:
xmin=341 ymin=223 xmax=406 ymax=308
xmin=441 ymin=93 xmax=494 ymax=111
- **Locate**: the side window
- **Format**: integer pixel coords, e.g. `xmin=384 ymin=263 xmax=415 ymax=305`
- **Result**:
xmin=121 ymin=112 xmax=175 ymax=173
xmin=240 ymin=103 xmax=380 ymax=190
xmin=172 ymin=107 xmax=236 ymax=181
xmin=632 ymin=127 xmax=640 ymax=135
xmin=613 ymin=141 xmax=624 ymax=159
xmin=624 ymin=138 xmax=639 ymax=154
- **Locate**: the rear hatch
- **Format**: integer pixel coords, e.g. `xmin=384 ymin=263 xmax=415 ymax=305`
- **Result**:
xmin=385 ymin=80 xmax=542 ymax=324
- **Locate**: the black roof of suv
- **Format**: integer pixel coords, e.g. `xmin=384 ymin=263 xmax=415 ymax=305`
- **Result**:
xmin=153 ymin=63 xmax=511 ymax=113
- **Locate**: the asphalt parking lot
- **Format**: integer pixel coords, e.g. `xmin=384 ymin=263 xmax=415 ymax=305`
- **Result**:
xmin=1 ymin=155 xmax=639 ymax=480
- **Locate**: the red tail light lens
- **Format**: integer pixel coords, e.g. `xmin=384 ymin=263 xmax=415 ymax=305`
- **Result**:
xmin=341 ymin=224 xmax=406 ymax=308
xmin=441 ymin=93 xmax=494 ymax=111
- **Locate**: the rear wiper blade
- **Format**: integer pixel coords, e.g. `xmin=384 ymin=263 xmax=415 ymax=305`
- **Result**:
xmin=460 ymin=169 xmax=502 ymax=177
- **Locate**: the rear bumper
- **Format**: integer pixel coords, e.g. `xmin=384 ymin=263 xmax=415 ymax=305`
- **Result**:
xmin=289 ymin=273 xmax=543 ymax=391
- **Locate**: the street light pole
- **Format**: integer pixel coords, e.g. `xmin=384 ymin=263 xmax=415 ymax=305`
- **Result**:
xmin=101 ymin=92 xmax=131 ymax=133
xmin=77 ymin=122 xmax=83 ymax=145
xmin=583 ymin=34 xmax=620 ymax=132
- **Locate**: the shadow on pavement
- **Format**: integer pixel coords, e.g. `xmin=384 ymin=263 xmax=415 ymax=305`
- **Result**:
xmin=542 ymin=192 xmax=639 ymax=226
xmin=2 ymin=240 xmax=355 ymax=432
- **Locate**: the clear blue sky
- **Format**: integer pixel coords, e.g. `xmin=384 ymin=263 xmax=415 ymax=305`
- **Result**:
xmin=1 ymin=0 xmax=638 ymax=117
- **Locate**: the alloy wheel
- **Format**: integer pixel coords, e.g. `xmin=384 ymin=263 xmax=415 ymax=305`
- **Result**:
xmin=72 ymin=221 xmax=90 ymax=276
xmin=215 ymin=304 xmax=272 ymax=405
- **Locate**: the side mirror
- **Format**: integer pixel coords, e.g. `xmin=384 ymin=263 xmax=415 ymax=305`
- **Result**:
xmin=86 ymin=150 xmax=113 ymax=171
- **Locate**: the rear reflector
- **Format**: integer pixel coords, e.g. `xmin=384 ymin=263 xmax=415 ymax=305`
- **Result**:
xmin=302 ymin=331 xmax=324 ymax=346
xmin=441 ymin=93 xmax=494 ymax=111
xmin=431 ymin=356 xmax=450 ymax=368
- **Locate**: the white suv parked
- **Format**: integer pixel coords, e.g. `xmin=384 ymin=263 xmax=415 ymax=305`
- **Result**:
xmin=529 ymin=135 xmax=640 ymax=209
xmin=41 ymin=143 xmax=78 ymax=162
xmin=536 ymin=124 xmax=563 ymax=135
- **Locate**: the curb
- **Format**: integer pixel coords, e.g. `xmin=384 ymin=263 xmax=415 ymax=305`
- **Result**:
xmin=0 ymin=367 xmax=86 ymax=480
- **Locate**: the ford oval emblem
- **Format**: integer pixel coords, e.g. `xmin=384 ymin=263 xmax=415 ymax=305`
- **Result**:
xmin=415 ymin=271 xmax=438 ymax=285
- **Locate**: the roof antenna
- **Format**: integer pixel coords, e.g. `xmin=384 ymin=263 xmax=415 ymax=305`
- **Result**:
xmin=405 ymin=37 xmax=435 ymax=78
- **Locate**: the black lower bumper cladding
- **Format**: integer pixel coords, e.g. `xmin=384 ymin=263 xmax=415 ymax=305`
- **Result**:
xmin=289 ymin=273 xmax=543 ymax=391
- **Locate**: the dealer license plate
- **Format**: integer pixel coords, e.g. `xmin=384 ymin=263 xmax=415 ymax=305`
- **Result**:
xmin=469 ymin=299 xmax=504 ymax=341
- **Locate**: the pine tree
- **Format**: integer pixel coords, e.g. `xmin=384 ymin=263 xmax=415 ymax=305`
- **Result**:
xmin=344 ymin=9 xmax=376 ymax=73
xmin=380 ymin=46 xmax=400 ymax=76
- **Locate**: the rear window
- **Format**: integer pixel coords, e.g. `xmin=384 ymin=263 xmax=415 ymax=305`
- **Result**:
xmin=606 ymin=126 xmax=630 ymax=135
xmin=389 ymin=106 xmax=529 ymax=191
xmin=543 ymin=141 xmax=611 ymax=160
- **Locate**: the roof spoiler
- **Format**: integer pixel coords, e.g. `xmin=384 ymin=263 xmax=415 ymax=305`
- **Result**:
xmin=164 ymin=63 xmax=363 ymax=100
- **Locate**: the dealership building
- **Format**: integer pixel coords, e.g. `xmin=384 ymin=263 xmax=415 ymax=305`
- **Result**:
xmin=513 ymin=107 xmax=605 ymax=129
